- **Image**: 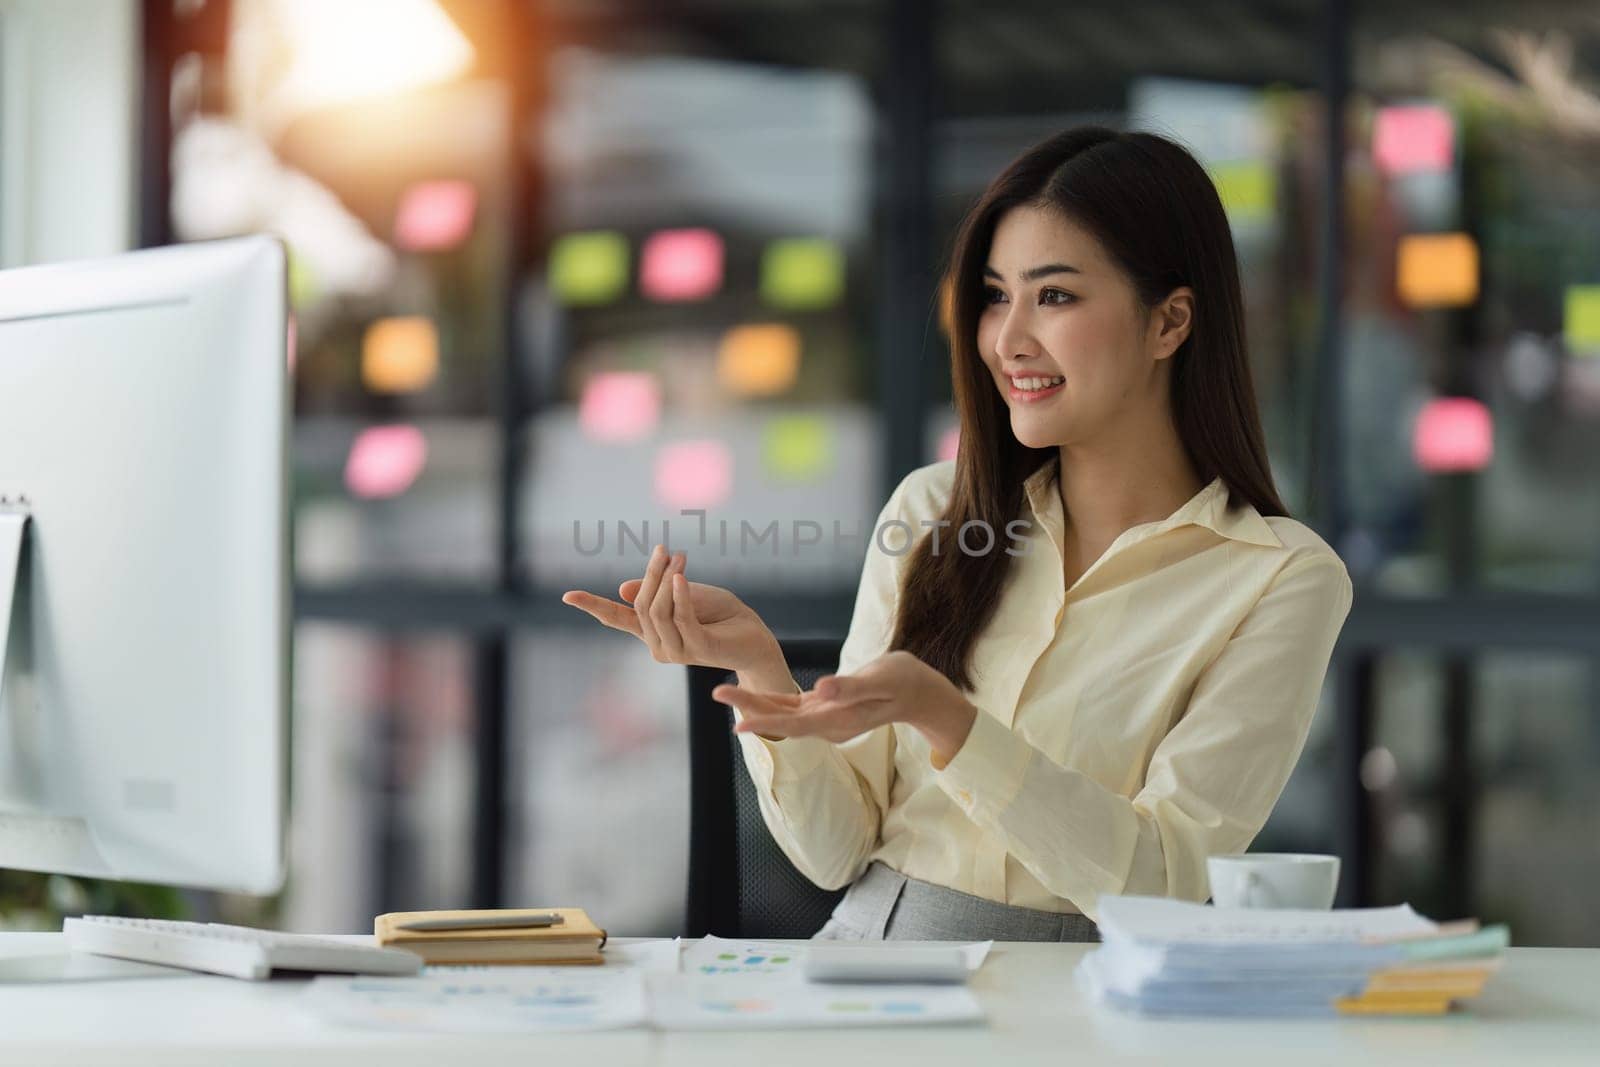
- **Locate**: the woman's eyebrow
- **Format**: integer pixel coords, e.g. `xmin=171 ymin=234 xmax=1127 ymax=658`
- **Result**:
xmin=983 ymin=263 xmax=1082 ymax=282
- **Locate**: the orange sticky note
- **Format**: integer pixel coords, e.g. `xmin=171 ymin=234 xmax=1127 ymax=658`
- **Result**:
xmin=717 ymin=324 xmax=801 ymax=397
xmin=362 ymin=316 xmax=439 ymax=394
xmin=1397 ymin=233 xmax=1478 ymax=308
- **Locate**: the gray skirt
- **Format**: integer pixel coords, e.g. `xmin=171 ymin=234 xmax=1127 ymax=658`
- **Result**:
xmin=811 ymin=860 xmax=1100 ymax=943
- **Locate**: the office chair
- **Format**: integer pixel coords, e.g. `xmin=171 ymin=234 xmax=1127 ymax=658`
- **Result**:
xmin=684 ymin=637 xmax=848 ymax=938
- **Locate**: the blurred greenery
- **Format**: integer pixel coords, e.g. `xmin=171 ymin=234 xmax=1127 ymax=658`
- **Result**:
xmin=0 ymin=869 xmax=187 ymax=931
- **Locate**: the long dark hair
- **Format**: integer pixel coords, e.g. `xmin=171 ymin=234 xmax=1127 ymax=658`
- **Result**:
xmin=891 ymin=126 xmax=1288 ymax=693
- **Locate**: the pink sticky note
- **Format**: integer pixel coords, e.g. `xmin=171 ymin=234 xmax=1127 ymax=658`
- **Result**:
xmin=1413 ymin=397 xmax=1492 ymax=472
xmin=640 ymin=228 xmax=724 ymax=302
xmin=1373 ymin=106 xmax=1454 ymax=176
xmin=580 ymin=372 xmax=661 ymax=443
xmin=394 ymin=180 xmax=478 ymax=252
xmin=654 ymin=440 xmax=733 ymax=510
xmin=345 ymin=425 xmax=429 ymax=499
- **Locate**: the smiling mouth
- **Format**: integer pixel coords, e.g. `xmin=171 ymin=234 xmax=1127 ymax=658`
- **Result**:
xmin=1006 ymin=374 xmax=1065 ymax=402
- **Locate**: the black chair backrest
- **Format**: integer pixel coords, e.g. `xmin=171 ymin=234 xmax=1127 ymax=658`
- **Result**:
xmin=684 ymin=637 xmax=848 ymax=938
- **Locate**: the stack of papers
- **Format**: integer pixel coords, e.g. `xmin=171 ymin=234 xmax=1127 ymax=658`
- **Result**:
xmin=1077 ymin=896 xmax=1508 ymax=1018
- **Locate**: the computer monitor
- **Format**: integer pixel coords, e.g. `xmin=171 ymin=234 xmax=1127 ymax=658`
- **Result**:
xmin=0 ymin=235 xmax=288 ymax=897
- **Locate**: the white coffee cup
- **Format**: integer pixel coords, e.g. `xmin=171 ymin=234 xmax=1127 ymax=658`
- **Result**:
xmin=1206 ymin=853 xmax=1340 ymax=910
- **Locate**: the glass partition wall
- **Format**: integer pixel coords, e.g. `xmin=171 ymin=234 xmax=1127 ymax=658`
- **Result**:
xmin=106 ymin=0 xmax=1600 ymax=944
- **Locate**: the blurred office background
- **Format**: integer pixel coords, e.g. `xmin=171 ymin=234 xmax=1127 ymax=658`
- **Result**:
xmin=3 ymin=0 xmax=1600 ymax=945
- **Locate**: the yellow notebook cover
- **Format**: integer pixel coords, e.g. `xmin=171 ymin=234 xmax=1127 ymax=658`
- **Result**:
xmin=374 ymin=907 xmax=609 ymax=965
xmin=1335 ymin=996 xmax=1455 ymax=1017
xmin=1363 ymin=974 xmax=1491 ymax=998
xmin=1361 ymin=956 xmax=1501 ymax=998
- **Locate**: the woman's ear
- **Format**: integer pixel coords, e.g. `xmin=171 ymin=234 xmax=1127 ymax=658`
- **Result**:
xmin=1150 ymin=286 xmax=1195 ymax=361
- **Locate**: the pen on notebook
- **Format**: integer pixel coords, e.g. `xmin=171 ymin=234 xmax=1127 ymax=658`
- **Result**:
xmin=394 ymin=912 xmax=566 ymax=932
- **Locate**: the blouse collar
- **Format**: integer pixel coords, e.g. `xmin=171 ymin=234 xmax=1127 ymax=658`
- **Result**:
xmin=1022 ymin=454 xmax=1282 ymax=549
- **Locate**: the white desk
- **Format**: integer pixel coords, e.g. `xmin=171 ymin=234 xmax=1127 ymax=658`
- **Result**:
xmin=2 ymin=933 xmax=1597 ymax=1066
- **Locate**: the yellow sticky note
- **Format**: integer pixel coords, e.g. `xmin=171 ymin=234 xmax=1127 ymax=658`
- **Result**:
xmin=763 ymin=415 xmax=832 ymax=481
xmin=287 ymin=247 xmax=319 ymax=309
xmin=550 ymin=231 xmax=629 ymax=306
xmin=1564 ymin=285 xmax=1600 ymax=355
xmin=1209 ymin=161 xmax=1276 ymax=222
xmin=761 ymin=238 xmax=844 ymax=310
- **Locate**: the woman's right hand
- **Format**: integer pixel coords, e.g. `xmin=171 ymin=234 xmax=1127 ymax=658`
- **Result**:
xmin=561 ymin=543 xmax=781 ymax=673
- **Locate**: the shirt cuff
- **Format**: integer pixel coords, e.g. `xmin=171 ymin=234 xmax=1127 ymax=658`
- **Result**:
xmin=929 ymin=705 xmax=1032 ymax=824
xmin=732 ymin=707 xmax=836 ymax=784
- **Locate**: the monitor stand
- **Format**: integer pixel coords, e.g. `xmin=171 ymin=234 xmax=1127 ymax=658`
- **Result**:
xmin=0 ymin=501 xmax=24 ymax=695
xmin=0 ymin=504 xmax=181 ymax=984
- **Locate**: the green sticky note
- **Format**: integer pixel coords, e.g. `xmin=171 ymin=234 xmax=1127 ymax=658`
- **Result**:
xmin=762 ymin=415 xmax=832 ymax=481
xmin=550 ymin=231 xmax=629 ymax=306
xmin=761 ymin=238 xmax=844 ymax=309
xmin=1564 ymin=285 xmax=1600 ymax=355
xmin=287 ymin=247 xmax=319 ymax=309
xmin=1209 ymin=161 xmax=1276 ymax=222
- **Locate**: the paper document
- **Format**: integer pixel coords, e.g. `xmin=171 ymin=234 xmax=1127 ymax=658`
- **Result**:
xmin=647 ymin=973 xmax=984 ymax=1029
xmin=302 ymin=970 xmax=648 ymax=1033
xmin=305 ymin=936 xmax=989 ymax=1033
xmin=681 ymin=934 xmax=992 ymax=978
xmin=680 ymin=936 xmax=807 ymax=977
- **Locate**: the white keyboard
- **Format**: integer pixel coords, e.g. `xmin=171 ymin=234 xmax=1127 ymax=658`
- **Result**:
xmin=63 ymin=915 xmax=424 ymax=981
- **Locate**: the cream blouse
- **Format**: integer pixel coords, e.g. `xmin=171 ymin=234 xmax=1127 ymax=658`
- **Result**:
xmin=733 ymin=455 xmax=1353 ymax=922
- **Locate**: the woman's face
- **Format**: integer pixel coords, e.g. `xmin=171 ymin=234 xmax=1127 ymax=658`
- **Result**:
xmin=976 ymin=203 xmax=1165 ymax=451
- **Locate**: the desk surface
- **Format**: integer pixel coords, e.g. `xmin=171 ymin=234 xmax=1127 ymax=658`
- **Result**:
xmin=2 ymin=933 xmax=1597 ymax=1066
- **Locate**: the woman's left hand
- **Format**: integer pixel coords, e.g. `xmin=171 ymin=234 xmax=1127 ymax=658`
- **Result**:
xmin=714 ymin=650 xmax=978 ymax=763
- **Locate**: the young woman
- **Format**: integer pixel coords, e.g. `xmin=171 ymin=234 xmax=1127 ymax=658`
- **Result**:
xmin=563 ymin=126 xmax=1353 ymax=943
